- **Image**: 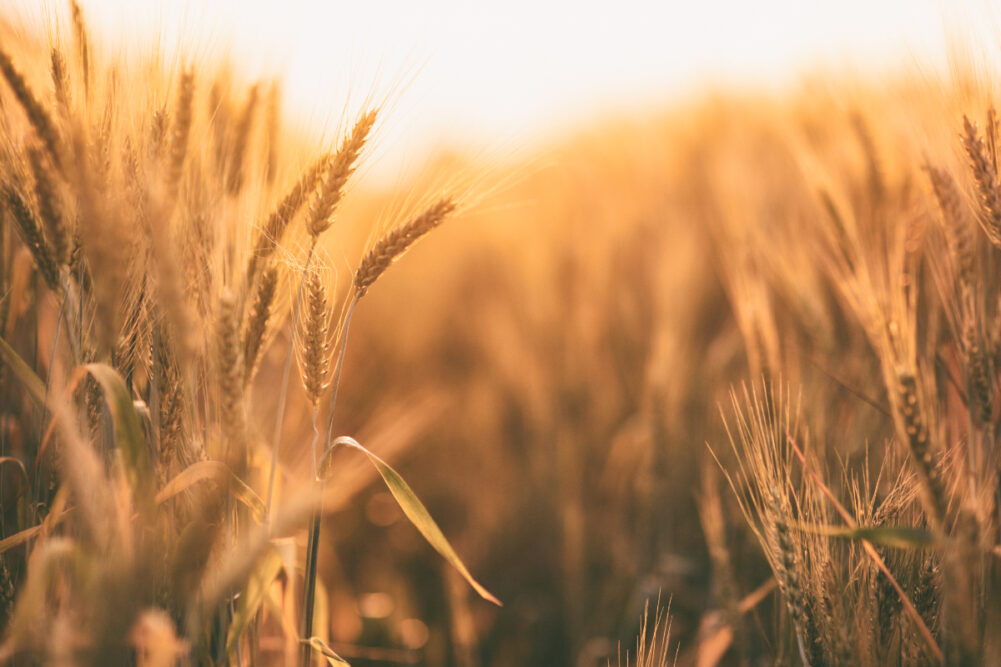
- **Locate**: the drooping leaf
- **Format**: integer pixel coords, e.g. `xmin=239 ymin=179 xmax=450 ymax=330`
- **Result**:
xmin=320 ymin=436 xmax=501 ymax=606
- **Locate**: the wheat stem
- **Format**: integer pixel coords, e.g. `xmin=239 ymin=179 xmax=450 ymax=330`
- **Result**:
xmin=265 ymin=242 xmax=316 ymax=518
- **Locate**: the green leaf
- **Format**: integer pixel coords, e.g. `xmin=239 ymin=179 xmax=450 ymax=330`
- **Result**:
xmin=808 ymin=524 xmax=939 ymax=549
xmin=83 ymin=363 xmax=152 ymax=505
xmin=0 ymin=334 xmax=47 ymax=408
xmin=302 ymin=636 xmax=349 ymax=666
xmin=156 ymin=460 xmax=266 ymax=523
xmin=226 ymin=546 xmax=283 ymax=655
xmin=320 ymin=436 xmax=501 ymax=606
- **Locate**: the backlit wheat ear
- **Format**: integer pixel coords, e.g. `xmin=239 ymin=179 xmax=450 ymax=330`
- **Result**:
xmin=243 ymin=264 xmax=278 ymax=385
xmin=306 ymin=109 xmax=377 ymax=238
xmin=354 ymin=198 xmax=456 ymax=297
xmin=818 ymin=188 xmax=856 ymax=273
xmin=69 ymin=0 xmax=91 ymax=103
xmin=297 ymin=271 xmax=330 ymax=407
xmin=962 ymin=317 xmax=992 ymax=426
xmin=0 ymin=47 xmax=63 ymax=170
xmin=246 ymin=152 xmax=332 ymax=285
xmin=27 ymin=144 xmax=68 ymax=267
xmin=215 ymin=291 xmax=246 ymax=468
xmin=926 ymin=164 xmax=975 ymax=288
xmin=3 ymin=185 xmax=60 ymax=291
xmin=168 ymin=69 xmax=194 ymax=194
xmin=961 ymin=115 xmax=1001 ymax=246
xmin=768 ymin=489 xmax=820 ymax=666
xmin=50 ymin=48 xmax=70 ymax=115
xmin=152 ymin=325 xmax=184 ymax=480
xmin=895 ymin=372 xmax=946 ymax=528
xmin=264 ymin=83 xmax=280 ymax=185
xmin=226 ymin=83 xmax=259 ymax=195
xmin=988 ymin=107 xmax=999 ymax=173
xmin=851 ymin=112 xmax=884 ymax=205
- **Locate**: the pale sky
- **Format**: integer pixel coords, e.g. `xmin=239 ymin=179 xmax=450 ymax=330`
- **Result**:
xmin=6 ymin=1 xmax=1001 ymax=181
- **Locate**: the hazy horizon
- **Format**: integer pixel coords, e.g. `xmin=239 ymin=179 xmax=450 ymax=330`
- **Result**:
xmin=6 ymin=0 xmax=1001 ymax=183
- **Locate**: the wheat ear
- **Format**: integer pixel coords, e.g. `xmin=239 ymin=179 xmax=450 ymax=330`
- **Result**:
xmin=354 ymin=198 xmax=456 ymax=297
xmin=27 ymin=144 xmax=68 ymax=267
xmin=0 ymin=47 xmax=63 ymax=170
xmin=243 ymin=265 xmax=278 ymax=385
xmin=69 ymin=0 xmax=91 ymax=103
xmin=246 ymin=153 xmax=332 ymax=287
xmin=296 ymin=271 xmax=330 ymax=407
xmin=961 ymin=115 xmax=1001 ymax=246
xmin=305 ymin=109 xmax=377 ymax=238
xmin=167 ymin=69 xmax=194 ymax=194
xmin=3 ymin=185 xmax=60 ymax=291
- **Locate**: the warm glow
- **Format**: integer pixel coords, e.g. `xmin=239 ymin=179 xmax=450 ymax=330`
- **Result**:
xmin=7 ymin=0 xmax=1000 ymax=177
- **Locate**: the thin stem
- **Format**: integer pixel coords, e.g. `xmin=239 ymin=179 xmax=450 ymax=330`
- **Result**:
xmin=33 ymin=282 xmax=67 ymax=514
xmin=265 ymin=241 xmax=316 ymax=518
xmin=322 ymin=295 xmax=360 ymax=461
xmin=299 ymin=294 xmax=360 ymax=667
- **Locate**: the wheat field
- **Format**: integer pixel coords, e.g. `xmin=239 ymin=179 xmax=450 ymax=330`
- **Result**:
xmin=1 ymin=2 xmax=1000 ymax=666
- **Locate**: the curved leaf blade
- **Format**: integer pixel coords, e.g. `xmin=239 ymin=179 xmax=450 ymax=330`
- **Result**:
xmin=322 ymin=436 xmax=501 ymax=606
